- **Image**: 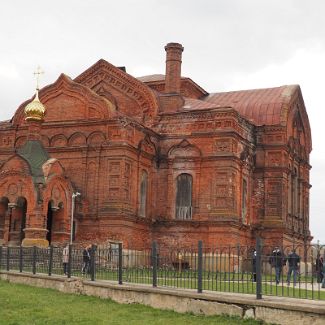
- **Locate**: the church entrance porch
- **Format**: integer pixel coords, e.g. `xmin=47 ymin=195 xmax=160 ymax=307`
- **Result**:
xmin=0 ymin=196 xmax=27 ymax=246
xmin=8 ymin=197 xmax=27 ymax=246
xmin=46 ymin=201 xmax=69 ymax=245
xmin=0 ymin=197 xmax=9 ymax=245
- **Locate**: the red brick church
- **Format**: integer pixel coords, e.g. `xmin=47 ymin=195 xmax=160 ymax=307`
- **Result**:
xmin=0 ymin=43 xmax=312 ymax=248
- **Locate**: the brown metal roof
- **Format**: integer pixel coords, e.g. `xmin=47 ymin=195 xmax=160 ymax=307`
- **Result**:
xmin=203 ymin=85 xmax=299 ymax=126
xmin=182 ymin=97 xmax=220 ymax=110
xmin=137 ymin=74 xmax=166 ymax=82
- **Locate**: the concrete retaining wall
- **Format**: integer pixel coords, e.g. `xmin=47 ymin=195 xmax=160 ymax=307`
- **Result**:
xmin=1 ymin=271 xmax=324 ymax=325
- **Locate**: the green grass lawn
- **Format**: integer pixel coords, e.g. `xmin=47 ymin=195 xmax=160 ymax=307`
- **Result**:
xmin=0 ymin=280 xmax=267 ymax=325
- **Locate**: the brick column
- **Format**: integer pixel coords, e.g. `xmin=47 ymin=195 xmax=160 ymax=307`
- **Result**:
xmin=3 ymin=203 xmax=16 ymax=244
xmin=22 ymin=208 xmax=49 ymax=247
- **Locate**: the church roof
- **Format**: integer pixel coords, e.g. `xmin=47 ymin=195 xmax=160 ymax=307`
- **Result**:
xmin=17 ymin=140 xmax=49 ymax=184
xmin=137 ymin=74 xmax=208 ymax=98
xmin=203 ymin=85 xmax=299 ymax=126
xmin=137 ymin=74 xmax=166 ymax=82
xmin=182 ymin=97 xmax=221 ymax=110
xmin=137 ymin=74 xmax=300 ymax=127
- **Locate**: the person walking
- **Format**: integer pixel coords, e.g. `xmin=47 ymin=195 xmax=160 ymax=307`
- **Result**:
xmin=269 ymin=247 xmax=286 ymax=285
xmin=286 ymin=249 xmax=300 ymax=286
xmin=62 ymin=244 xmax=69 ymax=275
xmin=252 ymin=249 xmax=257 ymax=282
xmin=316 ymin=256 xmax=323 ymax=284
xmin=81 ymin=244 xmax=91 ymax=275
xmin=322 ymin=263 xmax=325 ymax=288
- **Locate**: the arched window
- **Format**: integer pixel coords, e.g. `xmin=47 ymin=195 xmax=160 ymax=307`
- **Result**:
xmin=139 ymin=171 xmax=148 ymax=217
xmin=175 ymin=173 xmax=192 ymax=220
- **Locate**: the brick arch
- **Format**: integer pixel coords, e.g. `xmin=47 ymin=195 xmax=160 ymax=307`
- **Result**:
xmin=50 ymin=134 xmax=68 ymax=147
xmin=68 ymin=132 xmax=87 ymax=147
xmin=43 ymin=181 xmax=71 ymax=244
xmin=168 ymin=139 xmax=201 ymax=159
xmin=87 ymin=131 xmax=106 ymax=146
xmin=0 ymin=154 xmax=31 ymax=176
xmin=0 ymin=172 xmax=37 ymax=211
xmin=43 ymin=175 xmax=73 ymax=217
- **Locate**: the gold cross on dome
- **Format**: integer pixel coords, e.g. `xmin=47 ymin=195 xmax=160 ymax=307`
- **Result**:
xmin=33 ymin=65 xmax=44 ymax=90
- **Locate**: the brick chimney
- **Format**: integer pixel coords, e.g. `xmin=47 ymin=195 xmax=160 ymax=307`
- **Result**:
xmin=164 ymin=42 xmax=184 ymax=94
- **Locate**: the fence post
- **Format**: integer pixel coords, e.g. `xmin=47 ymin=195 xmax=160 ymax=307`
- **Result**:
xmin=90 ymin=244 xmax=96 ymax=281
xmin=32 ymin=246 xmax=36 ymax=275
xmin=48 ymin=245 xmax=53 ymax=276
xmin=152 ymin=241 xmax=158 ymax=288
xmin=19 ymin=245 xmax=23 ymax=273
xmin=256 ymin=236 xmax=262 ymax=299
xmin=6 ymin=246 xmax=10 ymax=271
xmin=118 ymin=243 xmax=123 ymax=285
xmin=198 ymin=240 xmax=203 ymax=293
xmin=67 ymin=244 xmax=72 ymax=279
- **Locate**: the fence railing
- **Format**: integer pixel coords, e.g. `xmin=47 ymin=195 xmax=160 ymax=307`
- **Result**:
xmin=1 ymin=240 xmax=325 ymax=300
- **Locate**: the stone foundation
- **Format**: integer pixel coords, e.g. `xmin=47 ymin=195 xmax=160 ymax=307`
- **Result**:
xmin=1 ymin=271 xmax=324 ymax=325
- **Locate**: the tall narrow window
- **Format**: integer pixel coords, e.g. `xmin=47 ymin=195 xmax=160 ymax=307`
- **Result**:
xmin=242 ymin=179 xmax=247 ymax=223
xmin=175 ymin=173 xmax=192 ymax=220
xmin=139 ymin=171 xmax=148 ymax=217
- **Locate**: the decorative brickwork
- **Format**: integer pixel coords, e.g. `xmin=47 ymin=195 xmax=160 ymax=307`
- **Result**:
xmin=0 ymin=43 xmax=312 ymax=248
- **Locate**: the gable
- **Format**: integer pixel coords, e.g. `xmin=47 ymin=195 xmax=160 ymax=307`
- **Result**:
xmin=286 ymin=89 xmax=312 ymax=154
xmin=74 ymin=59 xmax=159 ymax=124
xmin=0 ymin=155 xmax=31 ymax=175
xmin=11 ymin=74 xmax=116 ymax=125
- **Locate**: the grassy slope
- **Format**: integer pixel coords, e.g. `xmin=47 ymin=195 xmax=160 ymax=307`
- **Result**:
xmin=0 ymin=280 xmax=265 ymax=325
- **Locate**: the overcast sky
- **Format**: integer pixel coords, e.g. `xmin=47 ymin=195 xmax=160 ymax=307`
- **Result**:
xmin=1 ymin=0 xmax=324 ymax=243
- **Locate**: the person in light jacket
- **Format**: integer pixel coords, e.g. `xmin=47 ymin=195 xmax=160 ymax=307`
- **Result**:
xmin=62 ymin=244 xmax=69 ymax=275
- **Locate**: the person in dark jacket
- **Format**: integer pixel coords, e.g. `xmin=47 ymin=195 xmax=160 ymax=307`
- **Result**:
xmin=252 ymin=249 xmax=257 ymax=282
xmin=81 ymin=244 xmax=91 ymax=275
xmin=269 ymin=247 xmax=286 ymax=285
xmin=286 ymin=249 xmax=300 ymax=286
xmin=322 ymin=263 xmax=325 ymax=288
xmin=316 ymin=256 xmax=323 ymax=284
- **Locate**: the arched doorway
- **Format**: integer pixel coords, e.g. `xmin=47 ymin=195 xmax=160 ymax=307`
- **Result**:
xmin=10 ymin=197 xmax=27 ymax=245
xmin=0 ymin=197 xmax=9 ymax=244
xmin=46 ymin=201 xmax=66 ymax=244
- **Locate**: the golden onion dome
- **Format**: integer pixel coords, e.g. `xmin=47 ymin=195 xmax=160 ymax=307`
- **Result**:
xmin=24 ymin=90 xmax=46 ymax=121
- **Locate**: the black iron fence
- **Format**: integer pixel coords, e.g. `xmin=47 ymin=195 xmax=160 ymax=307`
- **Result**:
xmin=1 ymin=240 xmax=325 ymax=300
